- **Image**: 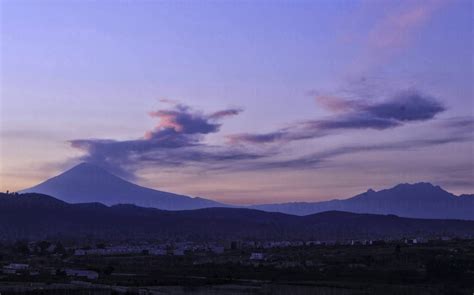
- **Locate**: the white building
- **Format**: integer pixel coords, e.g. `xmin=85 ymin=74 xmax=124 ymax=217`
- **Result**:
xmin=250 ymin=253 xmax=264 ymax=260
xmin=4 ymin=263 xmax=29 ymax=270
xmin=210 ymin=246 xmax=225 ymax=254
xmin=149 ymin=249 xmax=167 ymax=256
xmin=2 ymin=263 xmax=29 ymax=275
xmin=65 ymin=269 xmax=99 ymax=280
xmin=74 ymin=249 xmax=87 ymax=256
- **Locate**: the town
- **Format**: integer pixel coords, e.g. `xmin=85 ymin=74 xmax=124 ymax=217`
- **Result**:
xmin=1 ymin=237 xmax=473 ymax=294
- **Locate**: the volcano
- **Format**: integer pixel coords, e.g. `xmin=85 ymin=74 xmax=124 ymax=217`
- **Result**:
xmin=21 ymin=162 xmax=227 ymax=210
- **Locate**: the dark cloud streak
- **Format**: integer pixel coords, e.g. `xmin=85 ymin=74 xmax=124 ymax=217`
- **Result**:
xmin=230 ymin=90 xmax=445 ymax=144
xmin=251 ymin=134 xmax=473 ymax=170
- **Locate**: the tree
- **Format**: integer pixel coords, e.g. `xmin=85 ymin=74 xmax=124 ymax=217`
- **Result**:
xmin=13 ymin=240 xmax=30 ymax=255
xmin=38 ymin=241 xmax=51 ymax=254
xmin=103 ymin=264 xmax=115 ymax=275
xmin=55 ymin=241 xmax=66 ymax=254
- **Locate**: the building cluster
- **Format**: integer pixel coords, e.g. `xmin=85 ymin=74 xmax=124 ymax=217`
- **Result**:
xmin=69 ymin=236 xmax=439 ymax=258
xmin=2 ymin=263 xmax=30 ymax=275
xmin=0 ymin=236 xmax=462 ymax=284
xmin=73 ymin=241 xmax=227 ymax=257
xmin=1 ymin=263 xmax=98 ymax=280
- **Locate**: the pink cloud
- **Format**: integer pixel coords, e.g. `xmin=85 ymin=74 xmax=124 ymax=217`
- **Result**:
xmin=344 ymin=0 xmax=446 ymax=75
xmin=149 ymin=110 xmax=186 ymax=133
xmin=368 ymin=2 xmax=442 ymax=50
xmin=145 ymin=104 xmax=243 ymax=139
xmin=314 ymin=95 xmax=358 ymax=113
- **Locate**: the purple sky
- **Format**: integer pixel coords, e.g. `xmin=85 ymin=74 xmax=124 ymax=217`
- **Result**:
xmin=1 ymin=0 xmax=473 ymax=204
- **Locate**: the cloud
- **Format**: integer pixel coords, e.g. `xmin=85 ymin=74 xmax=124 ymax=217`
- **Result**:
xmin=209 ymin=108 xmax=243 ymax=120
xmin=251 ymin=133 xmax=474 ymax=170
xmin=70 ymin=103 xmax=251 ymax=179
xmin=228 ymin=132 xmax=286 ymax=145
xmin=148 ymin=109 xmax=218 ymax=135
xmin=68 ymin=98 xmax=461 ymax=179
xmin=314 ymin=95 xmax=360 ymax=113
xmin=134 ymin=147 xmax=264 ymax=169
xmin=343 ymin=0 xmax=446 ymax=76
xmin=146 ymin=104 xmax=241 ymax=137
xmin=230 ymin=90 xmax=445 ymax=144
xmin=312 ymin=116 xmax=400 ymax=130
xmin=438 ymin=116 xmax=474 ymax=132
xmin=367 ymin=1 xmax=443 ymax=51
xmin=364 ymin=91 xmax=445 ymax=122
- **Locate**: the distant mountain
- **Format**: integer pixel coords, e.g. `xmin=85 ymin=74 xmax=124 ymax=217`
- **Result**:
xmin=21 ymin=163 xmax=227 ymax=210
xmin=19 ymin=164 xmax=473 ymax=219
xmin=251 ymin=183 xmax=474 ymax=220
xmin=1 ymin=193 xmax=473 ymax=242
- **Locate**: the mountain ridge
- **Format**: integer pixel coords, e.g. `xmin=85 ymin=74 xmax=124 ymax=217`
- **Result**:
xmin=1 ymin=192 xmax=473 ymax=242
xmin=251 ymin=182 xmax=474 ymax=220
xmin=20 ymin=163 xmax=474 ymax=219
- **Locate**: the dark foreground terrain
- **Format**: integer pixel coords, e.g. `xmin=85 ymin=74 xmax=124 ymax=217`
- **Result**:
xmin=1 ymin=239 xmax=473 ymax=295
xmin=1 ymin=193 xmax=474 ymax=294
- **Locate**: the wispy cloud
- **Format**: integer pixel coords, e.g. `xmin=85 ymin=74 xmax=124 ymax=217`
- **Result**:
xmin=251 ymin=133 xmax=474 ymax=170
xmin=367 ymin=0 xmax=443 ymax=51
xmin=314 ymin=95 xmax=360 ymax=113
xmin=347 ymin=0 xmax=445 ymax=74
xmin=229 ymin=89 xmax=445 ymax=144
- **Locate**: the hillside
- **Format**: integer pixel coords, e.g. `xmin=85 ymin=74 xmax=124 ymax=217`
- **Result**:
xmin=1 ymin=193 xmax=473 ymax=241
xmin=251 ymin=183 xmax=474 ymax=220
xmin=21 ymin=163 xmax=226 ymax=210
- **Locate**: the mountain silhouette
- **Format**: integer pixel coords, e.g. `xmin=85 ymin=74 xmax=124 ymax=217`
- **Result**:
xmin=21 ymin=164 xmax=473 ymax=219
xmin=21 ymin=162 xmax=226 ymax=210
xmin=1 ymin=193 xmax=473 ymax=241
xmin=251 ymin=182 xmax=474 ymax=220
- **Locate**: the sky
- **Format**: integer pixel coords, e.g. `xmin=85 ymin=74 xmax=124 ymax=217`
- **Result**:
xmin=0 ymin=0 xmax=473 ymax=204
